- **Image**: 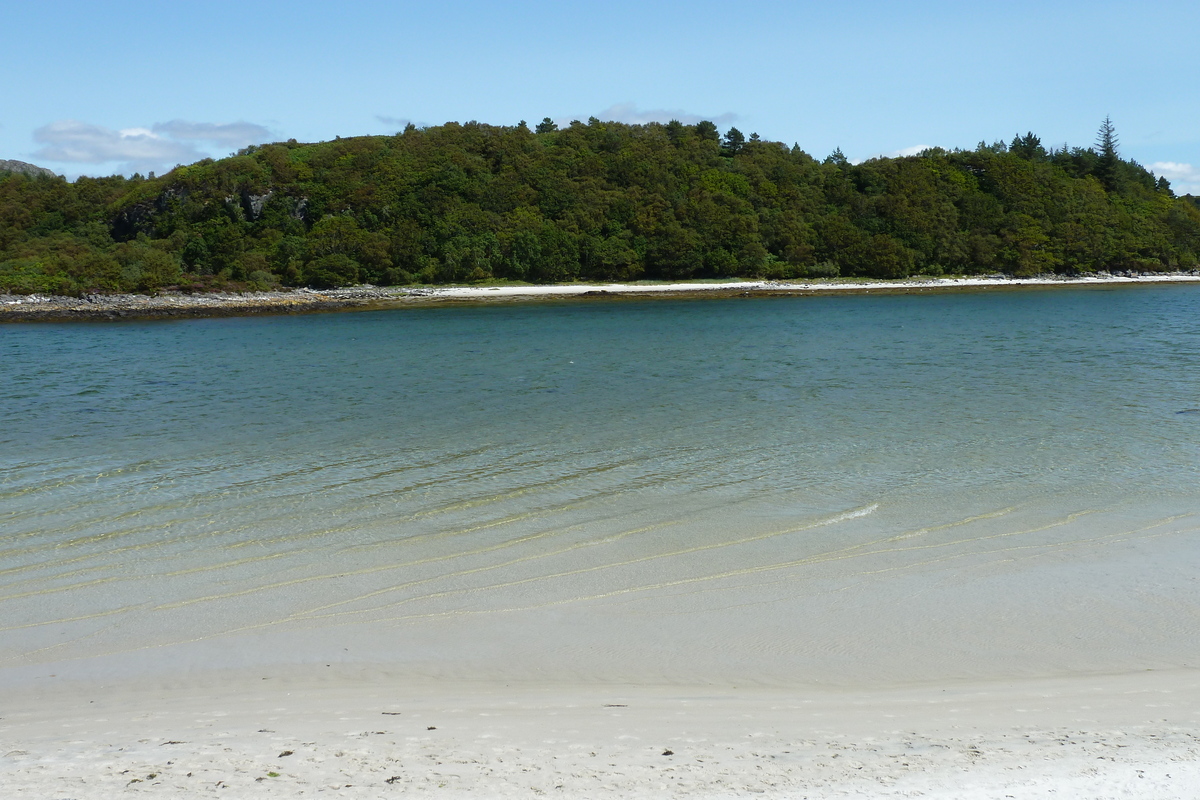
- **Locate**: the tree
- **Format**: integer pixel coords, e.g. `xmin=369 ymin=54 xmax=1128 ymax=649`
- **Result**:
xmin=303 ymin=254 xmax=361 ymax=288
xmin=1010 ymin=132 xmax=1046 ymax=160
xmin=664 ymin=119 xmax=684 ymax=146
xmin=694 ymin=120 xmax=719 ymax=142
xmin=6 ymin=116 xmax=1200 ymax=297
xmin=535 ymin=117 xmax=558 ymax=134
xmin=1094 ymin=116 xmax=1119 ymax=191
xmin=825 ymin=147 xmax=849 ymax=167
xmin=722 ymin=127 xmax=746 ymax=156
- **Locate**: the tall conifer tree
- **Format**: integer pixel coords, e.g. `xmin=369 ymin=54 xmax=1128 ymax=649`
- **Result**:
xmin=1094 ymin=116 xmax=1119 ymax=191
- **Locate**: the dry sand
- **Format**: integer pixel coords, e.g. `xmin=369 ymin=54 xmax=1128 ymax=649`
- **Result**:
xmin=407 ymin=272 xmax=1200 ymax=300
xmin=4 ymin=668 xmax=1200 ymax=798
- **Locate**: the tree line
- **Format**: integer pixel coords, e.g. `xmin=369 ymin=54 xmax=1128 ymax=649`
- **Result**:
xmin=2 ymin=117 xmax=1198 ymax=295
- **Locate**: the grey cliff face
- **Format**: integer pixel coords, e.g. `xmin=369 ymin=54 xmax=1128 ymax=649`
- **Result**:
xmin=0 ymin=159 xmax=61 ymax=179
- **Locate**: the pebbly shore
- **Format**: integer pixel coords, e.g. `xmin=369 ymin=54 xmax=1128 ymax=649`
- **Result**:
xmin=4 ymin=273 xmax=1200 ymax=322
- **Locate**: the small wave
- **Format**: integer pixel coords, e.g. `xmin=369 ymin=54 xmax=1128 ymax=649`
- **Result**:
xmin=816 ymin=503 xmax=879 ymax=526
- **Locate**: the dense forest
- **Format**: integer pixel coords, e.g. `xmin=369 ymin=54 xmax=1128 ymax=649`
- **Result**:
xmin=2 ymin=118 xmax=1199 ymax=295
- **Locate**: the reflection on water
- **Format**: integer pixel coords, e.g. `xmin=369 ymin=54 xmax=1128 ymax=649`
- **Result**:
xmin=3 ymin=286 xmax=1200 ymax=684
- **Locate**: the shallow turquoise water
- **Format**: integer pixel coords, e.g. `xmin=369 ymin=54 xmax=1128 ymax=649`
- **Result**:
xmin=4 ymin=286 xmax=1200 ymax=684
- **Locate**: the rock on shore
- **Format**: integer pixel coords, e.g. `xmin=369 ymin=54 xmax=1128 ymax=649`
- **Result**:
xmin=6 ymin=274 xmax=1200 ymax=323
xmin=0 ymin=287 xmax=426 ymax=322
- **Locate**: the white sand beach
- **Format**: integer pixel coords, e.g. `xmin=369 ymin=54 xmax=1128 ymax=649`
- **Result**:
xmin=5 ymin=272 xmax=1200 ymax=321
xmin=4 ymin=668 xmax=1200 ymax=798
xmin=411 ymin=272 xmax=1200 ymax=300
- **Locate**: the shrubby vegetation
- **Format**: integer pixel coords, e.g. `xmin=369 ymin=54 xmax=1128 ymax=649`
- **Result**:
xmin=3 ymin=118 xmax=1199 ymax=295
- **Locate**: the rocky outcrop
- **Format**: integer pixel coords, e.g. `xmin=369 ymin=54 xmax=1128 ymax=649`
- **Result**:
xmin=244 ymin=190 xmax=273 ymax=220
xmin=112 ymin=187 xmax=194 ymax=239
xmin=0 ymin=286 xmax=419 ymax=322
xmin=0 ymin=159 xmax=61 ymax=179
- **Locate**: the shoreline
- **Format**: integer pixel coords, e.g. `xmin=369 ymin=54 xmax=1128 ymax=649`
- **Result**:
xmin=4 ymin=667 xmax=1198 ymax=798
xmin=4 ymin=272 xmax=1200 ymax=322
xmin=8 ymin=274 xmax=1200 ymax=796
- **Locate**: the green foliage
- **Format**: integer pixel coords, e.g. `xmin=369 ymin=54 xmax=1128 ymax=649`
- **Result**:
xmin=722 ymin=127 xmax=746 ymax=156
xmin=304 ymin=253 xmax=360 ymax=288
xmin=2 ymin=118 xmax=1199 ymax=295
xmin=1094 ymin=116 xmax=1120 ymax=192
xmin=1010 ymin=132 xmax=1046 ymax=161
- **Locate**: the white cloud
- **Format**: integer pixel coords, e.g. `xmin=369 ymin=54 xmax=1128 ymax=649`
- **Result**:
xmin=1149 ymin=161 xmax=1200 ymax=195
xmin=33 ymin=120 xmax=200 ymax=166
xmin=119 ymin=127 xmax=157 ymax=139
xmin=31 ymin=118 xmax=272 ymax=176
xmin=152 ymin=120 xmax=271 ymax=149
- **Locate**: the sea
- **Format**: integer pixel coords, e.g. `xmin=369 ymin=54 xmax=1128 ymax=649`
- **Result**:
xmin=3 ymin=285 xmax=1200 ymax=686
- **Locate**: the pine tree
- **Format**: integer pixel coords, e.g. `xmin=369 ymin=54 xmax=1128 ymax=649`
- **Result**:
xmin=1094 ymin=116 xmax=1119 ymax=191
xmin=825 ymin=147 xmax=849 ymax=167
xmin=722 ymin=127 xmax=746 ymax=156
xmin=664 ymin=119 xmax=684 ymax=146
xmin=1010 ymin=132 xmax=1045 ymax=160
xmin=694 ymin=121 xmax=719 ymax=142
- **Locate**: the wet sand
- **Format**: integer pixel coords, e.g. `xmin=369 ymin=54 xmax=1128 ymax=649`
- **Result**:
xmin=6 ymin=497 xmax=1200 ymax=797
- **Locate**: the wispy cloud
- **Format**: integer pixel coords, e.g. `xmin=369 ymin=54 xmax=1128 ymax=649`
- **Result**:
xmin=376 ymin=114 xmax=415 ymax=130
xmin=152 ymin=120 xmax=270 ymax=149
xmin=1150 ymin=161 xmax=1200 ymax=195
xmin=33 ymin=120 xmax=200 ymax=167
xmin=31 ymin=118 xmax=272 ymax=175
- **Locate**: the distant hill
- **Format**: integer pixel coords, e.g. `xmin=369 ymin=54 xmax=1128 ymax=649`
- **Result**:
xmin=0 ymin=159 xmax=60 ymax=179
xmin=2 ymin=120 xmax=1200 ymax=295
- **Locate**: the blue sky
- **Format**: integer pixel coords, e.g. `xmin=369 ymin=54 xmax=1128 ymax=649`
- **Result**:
xmin=5 ymin=0 xmax=1199 ymax=192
